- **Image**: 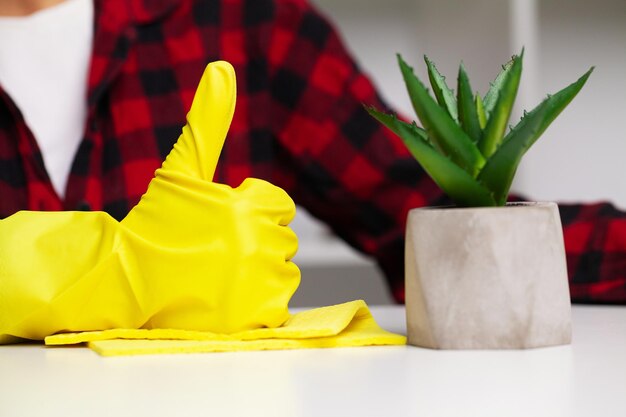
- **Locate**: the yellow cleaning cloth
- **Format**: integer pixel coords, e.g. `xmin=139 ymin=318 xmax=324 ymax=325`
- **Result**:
xmin=0 ymin=61 xmax=405 ymax=356
xmin=45 ymin=300 xmax=405 ymax=356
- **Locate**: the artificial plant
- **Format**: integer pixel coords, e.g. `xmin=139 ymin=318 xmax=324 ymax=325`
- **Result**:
xmin=366 ymin=51 xmax=592 ymax=207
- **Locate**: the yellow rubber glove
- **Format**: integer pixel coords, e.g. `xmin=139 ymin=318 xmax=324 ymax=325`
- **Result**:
xmin=0 ymin=61 xmax=300 ymax=342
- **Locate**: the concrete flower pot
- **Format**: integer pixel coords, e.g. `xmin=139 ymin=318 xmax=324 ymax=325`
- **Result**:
xmin=405 ymin=202 xmax=572 ymax=349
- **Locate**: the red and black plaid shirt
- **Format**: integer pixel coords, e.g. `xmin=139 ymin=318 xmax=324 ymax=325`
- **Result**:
xmin=0 ymin=0 xmax=624 ymax=303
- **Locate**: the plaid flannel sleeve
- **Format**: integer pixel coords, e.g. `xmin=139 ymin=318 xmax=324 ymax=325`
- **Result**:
xmin=560 ymin=203 xmax=626 ymax=304
xmin=265 ymin=0 xmax=448 ymax=301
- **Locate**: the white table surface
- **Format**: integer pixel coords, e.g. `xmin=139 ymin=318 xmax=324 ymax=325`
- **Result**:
xmin=1 ymin=305 xmax=625 ymax=417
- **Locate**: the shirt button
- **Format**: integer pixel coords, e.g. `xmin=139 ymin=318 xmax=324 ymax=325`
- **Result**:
xmin=76 ymin=200 xmax=91 ymax=211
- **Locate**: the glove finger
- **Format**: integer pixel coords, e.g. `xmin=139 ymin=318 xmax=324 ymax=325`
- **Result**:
xmin=160 ymin=61 xmax=237 ymax=181
xmin=266 ymin=222 xmax=299 ymax=261
xmin=283 ymin=225 xmax=299 ymax=261
xmin=236 ymin=178 xmax=296 ymax=226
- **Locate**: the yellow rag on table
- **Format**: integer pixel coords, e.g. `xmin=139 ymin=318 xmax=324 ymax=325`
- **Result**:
xmin=0 ymin=61 xmax=405 ymax=356
xmin=45 ymin=300 xmax=405 ymax=356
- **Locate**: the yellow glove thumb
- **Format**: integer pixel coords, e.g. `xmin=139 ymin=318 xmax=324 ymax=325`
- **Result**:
xmin=161 ymin=60 xmax=236 ymax=180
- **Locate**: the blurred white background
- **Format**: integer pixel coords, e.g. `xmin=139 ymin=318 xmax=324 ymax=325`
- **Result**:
xmin=291 ymin=0 xmax=626 ymax=306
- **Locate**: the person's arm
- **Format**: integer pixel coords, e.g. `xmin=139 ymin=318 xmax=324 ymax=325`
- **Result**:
xmin=560 ymin=202 xmax=626 ymax=304
xmin=262 ymin=0 xmax=444 ymax=301
xmin=262 ymin=0 xmax=626 ymax=303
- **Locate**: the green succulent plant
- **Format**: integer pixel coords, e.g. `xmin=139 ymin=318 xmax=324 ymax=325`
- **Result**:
xmin=366 ymin=51 xmax=593 ymax=207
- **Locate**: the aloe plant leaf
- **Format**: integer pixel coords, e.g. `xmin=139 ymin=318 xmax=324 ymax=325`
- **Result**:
xmin=398 ymin=54 xmax=485 ymax=177
xmin=478 ymin=67 xmax=593 ymax=204
xmin=479 ymin=52 xmax=523 ymax=158
xmin=366 ymin=106 xmax=496 ymax=207
xmin=424 ymin=55 xmax=458 ymax=122
xmin=457 ymin=63 xmax=483 ymax=143
xmin=477 ymin=108 xmax=545 ymax=206
xmin=475 ymin=94 xmax=487 ymax=130
xmin=364 ymin=105 xmax=430 ymax=144
xmin=482 ymin=57 xmax=515 ymax=119
xmin=510 ymin=67 xmax=593 ymax=146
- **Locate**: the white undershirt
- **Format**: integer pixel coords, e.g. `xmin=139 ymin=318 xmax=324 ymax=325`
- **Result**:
xmin=0 ymin=0 xmax=94 ymax=198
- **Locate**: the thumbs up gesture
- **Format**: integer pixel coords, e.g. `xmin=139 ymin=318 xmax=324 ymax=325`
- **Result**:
xmin=0 ymin=62 xmax=300 ymax=342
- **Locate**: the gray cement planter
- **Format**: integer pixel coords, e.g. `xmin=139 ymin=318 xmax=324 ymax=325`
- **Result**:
xmin=405 ymin=202 xmax=572 ymax=349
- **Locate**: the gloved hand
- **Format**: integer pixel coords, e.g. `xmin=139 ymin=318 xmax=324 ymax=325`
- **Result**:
xmin=0 ymin=61 xmax=300 ymax=342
